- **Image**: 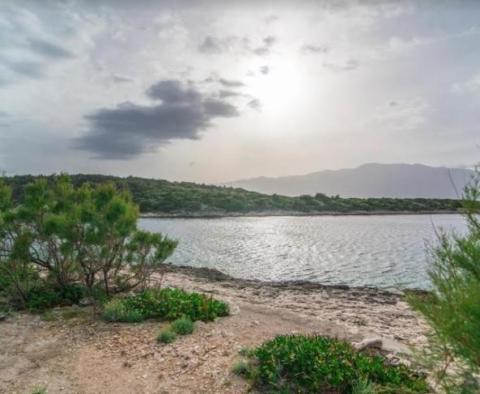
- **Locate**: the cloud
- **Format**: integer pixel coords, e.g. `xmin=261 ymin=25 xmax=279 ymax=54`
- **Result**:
xmin=3 ymin=60 xmax=45 ymax=78
xmin=198 ymin=35 xmax=240 ymax=54
xmin=322 ymin=58 xmax=359 ymax=72
xmin=28 ymin=38 xmax=74 ymax=59
xmin=247 ymin=98 xmax=261 ymax=111
xmin=76 ymin=80 xmax=240 ymax=159
xmin=252 ymin=36 xmax=276 ymax=55
xmin=198 ymin=35 xmax=276 ymax=56
xmin=219 ymin=90 xmax=243 ymax=98
xmin=219 ymin=78 xmax=245 ymax=88
xmin=112 ymin=74 xmax=134 ymax=83
xmin=301 ymin=44 xmax=329 ymax=55
xmin=259 ymin=65 xmax=270 ymax=75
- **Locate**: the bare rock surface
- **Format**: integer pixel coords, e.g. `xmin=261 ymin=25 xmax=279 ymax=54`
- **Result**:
xmin=0 ymin=266 xmax=429 ymax=393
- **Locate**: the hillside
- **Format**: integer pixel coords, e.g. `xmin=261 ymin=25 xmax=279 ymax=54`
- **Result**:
xmin=3 ymin=174 xmax=462 ymax=215
xmin=227 ymin=163 xmax=474 ymax=198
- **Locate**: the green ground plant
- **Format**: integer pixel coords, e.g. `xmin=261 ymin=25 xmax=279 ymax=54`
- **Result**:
xmin=157 ymin=329 xmax=177 ymax=344
xmin=170 ymin=316 xmax=194 ymax=335
xmin=408 ymin=169 xmax=480 ymax=392
xmin=237 ymin=335 xmax=428 ymax=393
xmin=102 ymin=287 xmax=229 ymax=323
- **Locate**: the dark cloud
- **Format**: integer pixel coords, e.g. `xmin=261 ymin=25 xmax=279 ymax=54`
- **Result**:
xmin=76 ymin=80 xmax=240 ymax=159
xmin=28 ymin=38 xmax=74 ymax=59
xmin=301 ymin=44 xmax=329 ymax=54
xmin=260 ymin=65 xmax=270 ymax=75
xmin=219 ymin=78 xmax=245 ymax=88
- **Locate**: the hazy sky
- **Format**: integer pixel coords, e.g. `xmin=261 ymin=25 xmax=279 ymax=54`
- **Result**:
xmin=1 ymin=0 xmax=479 ymax=183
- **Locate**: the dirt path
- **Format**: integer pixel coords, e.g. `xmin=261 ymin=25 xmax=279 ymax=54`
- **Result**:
xmin=0 ymin=268 xmax=429 ymax=394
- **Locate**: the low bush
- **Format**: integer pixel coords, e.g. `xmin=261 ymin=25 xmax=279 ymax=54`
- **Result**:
xmin=103 ymin=287 xmax=229 ymax=323
xmin=102 ymin=299 xmax=143 ymax=323
xmin=171 ymin=316 xmax=194 ymax=335
xmin=232 ymin=360 xmax=252 ymax=377
xmin=157 ymin=329 xmax=177 ymax=344
xmin=239 ymin=335 xmax=428 ymax=393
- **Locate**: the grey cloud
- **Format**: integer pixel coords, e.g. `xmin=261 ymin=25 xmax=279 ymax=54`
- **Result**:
xmin=198 ymin=35 xmax=276 ymax=56
xmin=28 ymin=38 xmax=74 ymax=59
xmin=260 ymin=65 xmax=270 ymax=75
xmin=198 ymin=35 xmax=240 ymax=54
xmin=112 ymin=74 xmax=134 ymax=83
xmin=247 ymin=98 xmax=261 ymax=111
xmin=76 ymin=80 xmax=240 ymax=159
xmin=322 ymin=59 xmax=359 ymax=72
xmin=4 ymin=60 xmax=45 ymax=78
xmin=219 ymin=78 xmax=245 ymax=88
xmin=253 ymin=35 xmax=276 ymax=55
xmin=219 ymin=90 xmax=243 ymax=98
xmin=301 ymin=44 xmax=329 ymax=54
xmin=147 ymin=80 xmax=202 ymax=102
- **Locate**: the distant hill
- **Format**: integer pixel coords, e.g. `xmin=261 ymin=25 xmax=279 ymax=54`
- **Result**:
xmin=227 ymin=163 xmax=474 ymax=198
xmin=3 ymin=172 xmax=461 ymax=215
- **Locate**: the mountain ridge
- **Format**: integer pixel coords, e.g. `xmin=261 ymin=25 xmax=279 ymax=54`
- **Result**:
xmin=226 ymin=163 xmax=474 ymax=199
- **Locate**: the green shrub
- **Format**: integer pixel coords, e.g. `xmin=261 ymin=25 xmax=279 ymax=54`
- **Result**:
xmin=157 ymin=329 xmax=177 ymax=344
xmin=103 ymin=287 xmax=229 ymax=323
xmin=239 ymin=335 xmax=428 ymax=393
xmin=171 ymin=316 xmax=194 ymax=335
xmin=408 ymin=170 xmax=480 ymax=390
xmin=102 ymin=299 xmax=143 ymax=323
xmin=232 ymin=360 xmax=252 ymax=377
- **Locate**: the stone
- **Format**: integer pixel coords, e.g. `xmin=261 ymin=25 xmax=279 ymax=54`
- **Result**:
xmin=354 ymin=338 xmax=383 ymax=351
xmin=78 ymin=297 xmax=94 ymax=307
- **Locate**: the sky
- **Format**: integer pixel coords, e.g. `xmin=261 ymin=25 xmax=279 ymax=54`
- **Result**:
xmin=0 ymin=0 xmax=479 ymax=183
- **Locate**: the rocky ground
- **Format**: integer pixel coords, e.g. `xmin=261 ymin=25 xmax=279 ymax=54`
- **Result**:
xmin=0 ymin=266 xmax=430 ymax=394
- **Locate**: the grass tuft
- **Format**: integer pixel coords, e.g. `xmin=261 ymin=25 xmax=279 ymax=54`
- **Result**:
xmin=171 ymin=316 xmax=194 ymax=335
xmin=157 ymin=329 xmax=177 ymax=344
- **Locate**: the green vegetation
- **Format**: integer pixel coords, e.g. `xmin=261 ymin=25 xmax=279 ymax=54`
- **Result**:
xmin=408 ymin=169 xmax=480 ymax=391
xmin=171 ymin=316 xmax=194 ymax=335
xmin=102 ymin=287 xmax=229 ymax=323
xmin=157 ymin=329 xmax=177 ymax=344
xmin=0 ymin=175 xmax=177 ymax=310
xmin=237 ymin=335 xmax=428 ymax=393
xmin=3 ymin=174 xmax=461 ymax=215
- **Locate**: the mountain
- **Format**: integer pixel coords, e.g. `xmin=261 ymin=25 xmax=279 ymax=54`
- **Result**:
xmin=227 ymin=163 xmax=475 ymax=198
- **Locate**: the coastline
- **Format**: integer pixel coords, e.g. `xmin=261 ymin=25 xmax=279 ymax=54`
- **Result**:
xmin=0 ymin=264 xmax=430 ymax=393
xmin=140 ymin=209 xmax=460 ymax=219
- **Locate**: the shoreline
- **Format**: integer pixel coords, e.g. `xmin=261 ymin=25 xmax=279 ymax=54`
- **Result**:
xmin=161 ymin=264 xmax=429 ymax=296
xmin=140 ymin=209 xmax=460 ymax=219
xmin=0 ymin=264 xmax=430 ymax=393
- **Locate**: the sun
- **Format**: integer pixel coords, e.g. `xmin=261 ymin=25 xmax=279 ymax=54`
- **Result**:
xmin=248 ymin=56 xmax=307 ymax=116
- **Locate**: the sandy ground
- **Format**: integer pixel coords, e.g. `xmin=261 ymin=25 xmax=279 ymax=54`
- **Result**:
xmin=0 ymin=267 xmax=429 ymax=394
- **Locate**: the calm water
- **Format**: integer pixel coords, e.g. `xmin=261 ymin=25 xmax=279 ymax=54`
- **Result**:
xmin=139 ymin=214 xmax=466 ymax=290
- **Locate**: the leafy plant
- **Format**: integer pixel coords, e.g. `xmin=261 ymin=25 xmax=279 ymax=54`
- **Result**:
xmin=408 ymin=169 xmax=480 ymax=391
xmin=171 ymin=316 xmax=194 ymax=335
xmin=104 ymin=287 xmax=229 ymax=323
xmin=102 ymin=299 xmax=143 ymax=323
xmin=157 ymin=329 xmax=177 ymax=344
xmin=0 ymin=176 xmax=177 ymax=309
xmin=239 ymin=335 xmax=428 ymax=393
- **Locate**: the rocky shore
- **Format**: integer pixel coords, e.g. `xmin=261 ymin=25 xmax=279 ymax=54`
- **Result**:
xmin=0 ymin=265 xmax=430 ymax=394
